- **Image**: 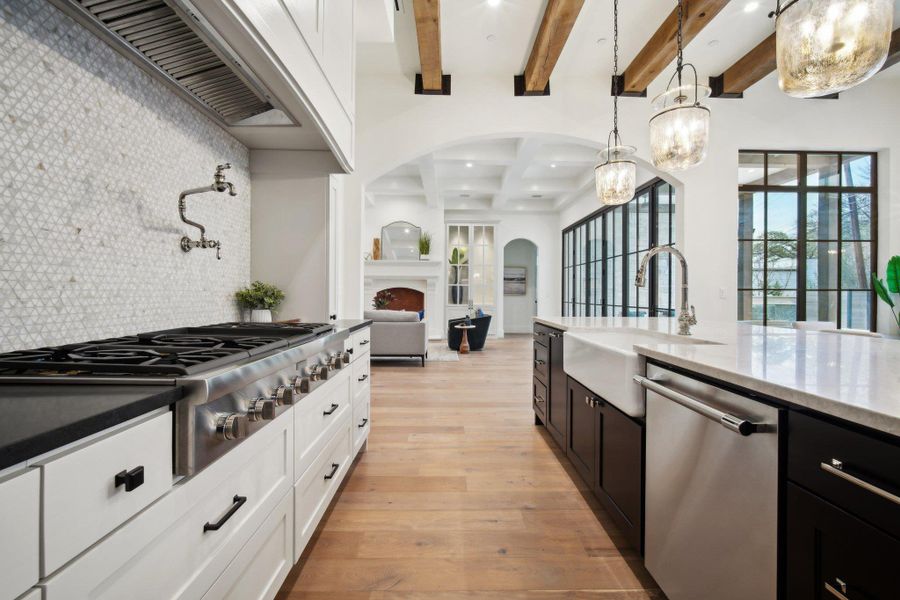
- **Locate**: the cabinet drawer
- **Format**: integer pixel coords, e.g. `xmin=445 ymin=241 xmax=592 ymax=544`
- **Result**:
xmin=533 ymin=323 xmax=558 ymax=348
xmin=533 ymin=343 xmax=549 ymax=381
xmin=0 ymin=468 xmax=39 ymax=600
xmin=788 ymin=412 xmax=900 ymax=538
xmin=202 ymin=490 xmax=293 ymax=600
xmin=786 ymin=483 xmax=900 ymax=600
xmin=295 ymin=369 xmax=350 ymax=481
xmin=41 ymin=413 xmax=292 ymax=600
xmin=533 ymin=377 xmax=547 ymax=421
xmin=351 ymin=358 xmax=370 ymax=397
xmin=40 ymin=411 xmax=173 ymax=575
xmin=353 ymin=386 xmax=370 ymax=454
xmin=294 ymin=419 xmax=352 ymax=561
xmin=351 ymin=327 xmax=371 ymax=360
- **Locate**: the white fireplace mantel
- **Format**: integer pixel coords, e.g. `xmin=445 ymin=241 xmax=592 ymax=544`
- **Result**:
xmin=364 ymin=260 xmax=443 ymax=339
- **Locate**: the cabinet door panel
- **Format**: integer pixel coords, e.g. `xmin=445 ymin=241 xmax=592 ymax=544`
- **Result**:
xmin=546 ymin=330 xmax=566 ymax=449
xmin=533 ymin=378 xmax=547 ymax=423
xmin=598 ymin=401 xmax=643 ymax=552
xmin=567 ymin=378 xmax=596 ymax=485
xmin=283 ymin=0 xmax=323 ymax=59
xmin=323 ymin=0 xmax=354 ymax=112
xmin=786 ymin=483 xmax=900 ymax=600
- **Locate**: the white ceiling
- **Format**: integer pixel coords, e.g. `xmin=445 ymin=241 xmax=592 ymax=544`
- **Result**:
xmin=359 ymin=0 xmax=900 ymax=94
xmin=366 ymin=134 xmax=656 ymax=212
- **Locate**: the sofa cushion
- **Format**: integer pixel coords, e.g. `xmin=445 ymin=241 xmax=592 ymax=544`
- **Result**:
xmin=364 ymin=309 xmax=421 ymax=322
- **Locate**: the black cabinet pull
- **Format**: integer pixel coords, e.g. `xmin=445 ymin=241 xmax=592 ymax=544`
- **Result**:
xmin=534 ymin=359 xmax=546 ymax=366
xmin=114 ymin=466 xmax=144 ymax=492
xmin=359 ymin=339 xmax=370 ymax=346
xmin=347 ymin=348 xmax=354 ymax=354
xmin=358 ymin=373 xmax=368 ymax=382
xmin=203 ymin=495 xmax=247 ymax=532
xmin=358 ymin=418 xmax=369 ymax=428
xmin=323 ymin=403 xmax=339 ymax=416
xmin=324 ymin=463 xmax=340 ymax=480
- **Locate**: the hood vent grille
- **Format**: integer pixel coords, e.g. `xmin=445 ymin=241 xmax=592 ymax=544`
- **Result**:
xmin=51 ymin=0 xmax=273 ymax=125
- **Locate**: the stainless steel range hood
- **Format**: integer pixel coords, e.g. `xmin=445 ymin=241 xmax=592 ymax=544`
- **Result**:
xmin=48 ymin=0 xmax=276 ymax=126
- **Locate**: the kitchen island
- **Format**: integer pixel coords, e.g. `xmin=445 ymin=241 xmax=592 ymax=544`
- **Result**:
xmin=532 ymin=316 xmax=900 ymax=600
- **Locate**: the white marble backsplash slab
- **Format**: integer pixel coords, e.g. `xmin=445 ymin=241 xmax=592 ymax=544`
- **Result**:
xmin=0 ymin=0 xmax=251 ymax=352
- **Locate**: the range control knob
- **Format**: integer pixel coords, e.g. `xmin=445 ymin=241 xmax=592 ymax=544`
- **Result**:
xmin=248 ymin=397 xmax=276 ymax=421
xmin=327 ymin=353 xmax=343 ymax=371
xmin=216 ymin=413 xmax=249 ymax=440
xmin=271 ymin=385 xmax=294 ymax=406
xmin=340 ymin=350 xmax=352 ymax=366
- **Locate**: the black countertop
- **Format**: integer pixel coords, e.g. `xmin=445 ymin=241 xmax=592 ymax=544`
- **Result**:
xmin=0 ymin=384 xmax=183 ymax=471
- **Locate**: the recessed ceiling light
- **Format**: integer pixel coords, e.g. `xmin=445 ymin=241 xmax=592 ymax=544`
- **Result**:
xmin=404 ymin=228 xmax=410 ymax=233
xmin=744 ymin=1 xmax=759 ymax=12
xmin=531 ymin=194 xmax=543 ymax=199
xmin=486 ymin=34 xmax=496 ymax=42
xmin=465 ymin=162 xmax=473 ymax=168
xmin=487 ymin=0 xmax=501 ymax=6
xmin=550 ymin=163 xmax=557 ymax=168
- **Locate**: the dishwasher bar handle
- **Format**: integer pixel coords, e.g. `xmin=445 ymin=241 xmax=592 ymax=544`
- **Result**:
xmin=633 ymin=375 xmax=761 ymax=436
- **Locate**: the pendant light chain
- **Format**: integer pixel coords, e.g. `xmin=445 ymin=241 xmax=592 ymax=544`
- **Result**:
xmin=676 ymin=0 xmax=684 ymax=86
xmin=612 ymin=0 xmax=620 ymax=145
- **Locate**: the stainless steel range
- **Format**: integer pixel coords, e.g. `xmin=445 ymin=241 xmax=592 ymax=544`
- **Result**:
xmin=0 ymin=322 xmax=351 ymax=476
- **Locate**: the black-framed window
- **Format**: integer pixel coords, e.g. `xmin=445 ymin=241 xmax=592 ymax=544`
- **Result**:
xmin=737 ymin=150 xmax=877 ymax=330
xmin=562 ymin=179 xmax=676 ymax=317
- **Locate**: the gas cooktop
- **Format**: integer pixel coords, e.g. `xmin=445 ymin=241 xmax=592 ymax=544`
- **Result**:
xmin=0 ymin=322 xmax=334 ymax=379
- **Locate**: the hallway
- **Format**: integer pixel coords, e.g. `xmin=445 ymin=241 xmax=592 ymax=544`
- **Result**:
xmin=276 ymin=335 xmax=660 ymax=599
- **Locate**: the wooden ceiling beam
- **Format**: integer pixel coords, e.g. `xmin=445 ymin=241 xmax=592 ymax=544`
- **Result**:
xmin=709 ymin=33 xmax=776 ymax=98
xmin=412 ymin=0 xmax=450 ymax=95
xmin=619 ymin=0 xmax=730 ymax=96
xmin=881 ymin=28 xmax=900 ymax=72
xmin=515 ymin=0 xmax=585 ymax=96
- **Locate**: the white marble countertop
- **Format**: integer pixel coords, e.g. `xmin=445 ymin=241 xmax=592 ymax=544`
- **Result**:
xmin=534 ymin=316 xmax=900 ymax=438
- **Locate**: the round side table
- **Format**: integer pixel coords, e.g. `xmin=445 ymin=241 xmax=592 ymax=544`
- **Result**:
xmin=454 ymin=324 xmax=477 ymax=354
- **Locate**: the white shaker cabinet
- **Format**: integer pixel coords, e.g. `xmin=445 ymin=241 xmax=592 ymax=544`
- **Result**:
xmin=0 ymin=468 xmax=39 ymax=600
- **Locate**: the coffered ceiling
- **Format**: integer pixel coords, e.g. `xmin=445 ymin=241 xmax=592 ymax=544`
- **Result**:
xmin=365 ymin=135 xmax=655 ymax=212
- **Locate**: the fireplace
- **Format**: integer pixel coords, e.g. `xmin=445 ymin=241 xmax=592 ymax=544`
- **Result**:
xmin=377 ymin=287 xmax=425 ymax=312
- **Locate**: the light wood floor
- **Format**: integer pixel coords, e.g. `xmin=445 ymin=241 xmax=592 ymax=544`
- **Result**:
xmin=275 ymin=335 xmax=662 ymax=599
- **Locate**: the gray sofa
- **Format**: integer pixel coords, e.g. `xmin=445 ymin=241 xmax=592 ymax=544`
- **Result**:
xmin=363 ymin=309 xmax=429 ymax=366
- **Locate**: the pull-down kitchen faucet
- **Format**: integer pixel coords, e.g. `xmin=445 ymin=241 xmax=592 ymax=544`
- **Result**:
xmin=636 ymin=246 xmax=696 ymax=336
xmin=178 ymin=163 xmax=237 ymax=260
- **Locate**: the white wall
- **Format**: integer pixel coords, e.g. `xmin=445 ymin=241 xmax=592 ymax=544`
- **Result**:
xmin=345 ymin=68 xmax=900 ymax=333
xmin=250 ymin=150 xmax=341 ymax=321
xmin=503 ymin=239 xmax=538 ymax=334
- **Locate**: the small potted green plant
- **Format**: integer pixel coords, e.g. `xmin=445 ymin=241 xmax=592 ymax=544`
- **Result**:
xmin=235 ymin=281 xmax=285 ymax=323
xmin=873 ymin=255 xmax=900 ymax=331
xmin=419 ymin=232 xmax=432 ymax=261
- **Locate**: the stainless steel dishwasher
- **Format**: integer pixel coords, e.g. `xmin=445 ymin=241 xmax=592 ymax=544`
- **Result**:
xmin=635 ymin=364 xmax=782 ymax=600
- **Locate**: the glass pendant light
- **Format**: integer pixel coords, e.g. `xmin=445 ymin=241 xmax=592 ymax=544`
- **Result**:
xmin=649 ymin=0 xmax=711 ymax=172
xmin=595 ymin=0 xmax=636 ymax=206
xmin=773 ymin=0 xmax=893 ymax=98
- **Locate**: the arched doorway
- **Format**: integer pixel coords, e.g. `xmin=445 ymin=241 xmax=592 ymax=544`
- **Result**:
xmin=503 ymin=238 xmax=538 ymax=334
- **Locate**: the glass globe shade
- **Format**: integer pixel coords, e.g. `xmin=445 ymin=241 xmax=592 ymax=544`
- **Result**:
xmin=595 ymin=146 xmax=637 ymax=206
xmin=776 ymin=0 xmax=893 ymax=98
xmin=649 ymin=84 xmax=711 ymax=172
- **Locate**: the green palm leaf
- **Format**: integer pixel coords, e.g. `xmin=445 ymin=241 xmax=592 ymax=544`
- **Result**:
xmin=886 ymin=255 xmax=900 ymax=293
xmin=873 ymin=275 xmax=894 ymax=308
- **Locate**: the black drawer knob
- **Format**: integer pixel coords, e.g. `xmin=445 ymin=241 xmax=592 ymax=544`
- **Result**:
xmin=114 ymin=466 xmax=144 ymax=492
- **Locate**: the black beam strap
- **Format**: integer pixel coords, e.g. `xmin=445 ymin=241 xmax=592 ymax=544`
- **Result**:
xmin=708 ymin=74 xmax=744 ymax=99
xmin=610 ymin=75 xmax=646 ymax=97
xmin=415 ymin=73 xmax=452 ymax=96
xmin=514 ymin=75 xmax=551 ymax=96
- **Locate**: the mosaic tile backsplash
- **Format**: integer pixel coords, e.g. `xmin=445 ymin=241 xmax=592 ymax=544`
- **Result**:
xmin=0 ymin=0 xmax=252 ymax=352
